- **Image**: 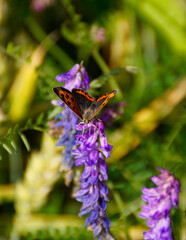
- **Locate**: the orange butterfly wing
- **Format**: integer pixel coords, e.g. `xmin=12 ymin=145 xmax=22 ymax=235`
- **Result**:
xmin=72 ymin=88 xmax=95 ymax=113
xmin=72 ymin=89 xmax=95 ymax=102
xmin=53 ymin=87 xmax=82 ymax=119
xmin=53 ymin=87 xmax=118 ymax=123
xmin=89 ymin=89 xmax=118 ymax=121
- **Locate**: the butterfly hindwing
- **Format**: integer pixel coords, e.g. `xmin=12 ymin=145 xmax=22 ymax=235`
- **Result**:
xmin=53 ymin=87 xmax=82 ymax=119
xmin=89 ymin=89 xmax=119 ymax=121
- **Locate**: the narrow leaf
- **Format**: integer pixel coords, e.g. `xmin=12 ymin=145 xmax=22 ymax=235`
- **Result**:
xmin=10 ymin=140 xmax=17 ymax=151
xmin=32 ymin=126 xmax=44 ymax=132
xmin=19 ymin=132 xmax=30 ymax=151
xmin=2 ymin=143 xmax=12 ymax=155
xmin=25 ymin=119 xmax=32 ymax=129
xmin=36 ymin=113 xmax=44 ymax=125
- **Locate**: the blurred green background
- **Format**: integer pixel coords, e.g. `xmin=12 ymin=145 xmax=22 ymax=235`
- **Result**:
xmin=0 ymin=0 xmax=186 ymax=239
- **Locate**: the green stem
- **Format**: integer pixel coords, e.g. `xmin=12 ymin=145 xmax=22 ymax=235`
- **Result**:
xmin=92 ymin=48 xmax=110 ymax=74
xmin=25 ymin=16 xmax=74 ymax=70
xmin=92 ymin=48 xmax=122 ymax=99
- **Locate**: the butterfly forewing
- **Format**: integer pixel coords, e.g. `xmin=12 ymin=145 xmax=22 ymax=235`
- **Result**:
xmin=72 ymin=88 xmax=95 ymax=113
xmin=89 ymin=89 xmax=119 ymax=121
xmin=53 ymin=87 xmax=82 ymax=119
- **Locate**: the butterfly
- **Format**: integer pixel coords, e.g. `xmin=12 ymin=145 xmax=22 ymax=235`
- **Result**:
xmin=52 ymin=87 xmax=118 ymax=123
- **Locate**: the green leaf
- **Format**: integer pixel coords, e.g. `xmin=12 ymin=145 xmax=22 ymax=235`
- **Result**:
xmin=10 ymin=139 xmax=17 ymax=151
xmin=47 ymin=106 xmax=62 ymax=120
xmin=90 ymin=68 xmax=123 ymax=89
xmin=2 ymin=143 xmax=12 ymax=155
xmin=19 ymin=132 xmax=30 ymax=152
xmin=32 ymin=126 xmax=44 ymax=132
xmin=89 ymin=78 xmax=106 ymax=88
xmin=6 ymin=128 xmax=12 ymax=136
xmin=13 ymin=124 xmax=19 ymax=132
xmin=25 ymin=119 xmax=33 ymax=129
xmin=7 ymin=42 xmax=24 ymax=58
xmin=126 ymin=0 xmax=186 ymax=54
xmin=36 ymin=113 xmax=44 ymax=125
xmin=7 ymin=42 xmax=14 ymax=53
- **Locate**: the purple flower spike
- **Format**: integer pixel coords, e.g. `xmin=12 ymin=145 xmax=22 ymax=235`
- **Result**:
xmin=72 ymin=119 xmax=114 ymax=239
xmin=50 ymin=64 xmax=90 ymax=185
xmin=140 ymin=168 xmax=180 ymax=240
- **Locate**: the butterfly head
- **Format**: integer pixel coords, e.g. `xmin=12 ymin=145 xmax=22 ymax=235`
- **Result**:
xmin=83 ymin=118 xmax=89 ymax=124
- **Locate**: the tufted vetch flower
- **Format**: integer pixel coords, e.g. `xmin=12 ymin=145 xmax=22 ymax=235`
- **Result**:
xmin=140 ymin=168 xmax=180 ymax=240
xmin=72 ymin=119 xmax=114 ymax=240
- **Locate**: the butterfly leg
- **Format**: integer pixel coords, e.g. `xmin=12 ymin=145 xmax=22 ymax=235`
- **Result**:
xmin=78 ymin=122 xmax=90 ymax=133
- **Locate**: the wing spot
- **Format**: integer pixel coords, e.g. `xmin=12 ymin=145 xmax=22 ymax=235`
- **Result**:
xmin=72 ymin=106 xmax=75 ymax=110
xmin=66 ymin=94 xmax=69 ymax=99
xmin=71 ymin=98 xmax=74 ymax=102
xmin=60 ymin=93 xmax=64 ymax=99
xmin=67 ymin=101 xmax=71 ymax=105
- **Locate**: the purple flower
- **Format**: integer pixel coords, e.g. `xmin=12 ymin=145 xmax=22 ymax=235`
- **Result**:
xmin=72 ymin=119 xmax=114 ymax=240
xmin=31 ymin=0 xmax=55 ymax=12
xmin=48 ymin=120 xmax=63 ymax=139
xmin=140 ymin=168 xmax=180 ymax=240
xmin=55 ymin=63 xmax=89 ymax=91
xmin=51 ymin=64 xmax=89 ymax=185
xmin=91 ymin=25 xmax=106 ymax=44
xmin=100 ymin=101 xmax=126 ymax=126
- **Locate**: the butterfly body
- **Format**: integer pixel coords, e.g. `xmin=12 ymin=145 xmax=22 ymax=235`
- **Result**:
xmin=53 ymin=87 xmax=118 ymax=123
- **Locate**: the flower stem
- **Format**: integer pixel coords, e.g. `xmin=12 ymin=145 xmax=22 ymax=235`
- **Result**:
xmin=92 ymin=48 xmax=122 ymax=99
xmin=26 ymin=16 xmax=74 ymax=70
